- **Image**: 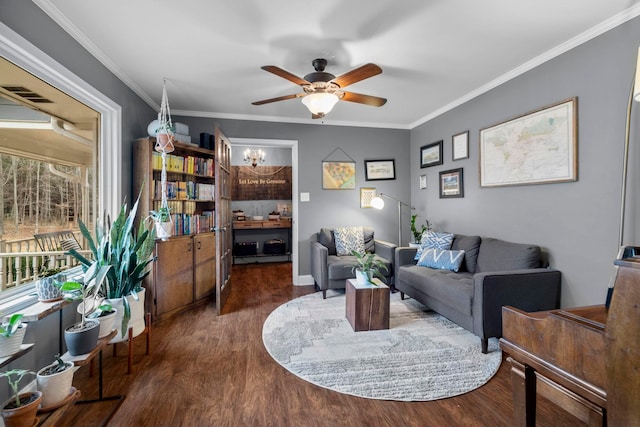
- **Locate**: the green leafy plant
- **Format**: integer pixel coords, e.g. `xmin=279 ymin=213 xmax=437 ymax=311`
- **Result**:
xmin=149 ymin=206 xmax=170 ymax=222
xmin=410 ymin=214 xmax=432 ymax=243
xmin=351 ymin=250 xmax=389 ymax=285
xmin=60 ymin=262 xmax=111 ymax=328
xmin=0 ymin=314 xmax=23 ymax=338
xmin=67 ymin=190 xmax=155 ymax=336
xmin=0 ymin=369 xmax=34 ymax=407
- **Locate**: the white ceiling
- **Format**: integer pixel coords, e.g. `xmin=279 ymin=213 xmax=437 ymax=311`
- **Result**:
xmin=36 ymin=0 xmax=640 ymax=129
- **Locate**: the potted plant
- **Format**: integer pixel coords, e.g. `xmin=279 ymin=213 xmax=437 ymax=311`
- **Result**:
xmin=0 ymin=369 xmax=41 ymax=427
xmin=83 ymin=301 xmax=117 ymax=339
xmin=149 ymin=205 xmax=171 ymax=241
xmin=154 ymin=122 xmax=175 ymax=152
xmin=35 ymin=264 xmax=65 ymax=302
xmin=68 ymin=191 xmax=155 ymax=343
xmin=410 ymin=214 xmax=432 ymax=245
xmin=351 ymin=250 xmax=389 ymax=286
xmin=36 ymin=354 xmax=74 ymax=408
xmin=60 ymin=262 xmax=111 ymax=356
xmin=0 ymin=314 xmax=27 ymax=358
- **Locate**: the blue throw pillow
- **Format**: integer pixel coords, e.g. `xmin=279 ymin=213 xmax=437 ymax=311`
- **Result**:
xmin=334 ymin=226 xmax=365 ymax=256
xmin=414 ymin=231 xmax=454 ymax=260
xmin=417 ymin=248 xmax=465 ymax=272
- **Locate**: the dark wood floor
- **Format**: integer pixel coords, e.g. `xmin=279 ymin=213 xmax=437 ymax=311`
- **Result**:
xmin=64 ymin=263 xmax=583 ymax=426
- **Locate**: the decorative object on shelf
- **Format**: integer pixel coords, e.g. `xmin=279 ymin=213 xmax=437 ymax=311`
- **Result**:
xmin=364 ymin=159 xmax=395 ymax=181
xmin=371 ymin=192 xmax=415 ymax=245
xmin=0 ymin=369 xmax=41 ymax=427
xmin=67 ymin=190 xmax=155 ymax=342
xmin=36 ymin=354 xmax=74 ymax=408
xmin=452 ymin=130 xmax=469 ymax=161
xmin=149 ymin=206 xmax=171 ymax=241
xmin=360 ymin=187 xmax=376 ymax=208
xmin=0 ymin=314 xmax=27 ymax=358
xmin=35 ymin=266 xmax=64 ymax=302
xmin=351 ymin=250 xmax=388 ymax=286
xmin=243 ymin=147 xmax=265 ymax=167
xmin=410 ymin=214 xmax=432 ymax=244
xmin=479 ymin=97 xmax=577 ymax=187
xmin=420 ymin=140 xmax=443 ymax=168
xmin=439 ymin=168 xmax=464 ymax=198
xmin=153 ymin=79 xmax=175 ymax=153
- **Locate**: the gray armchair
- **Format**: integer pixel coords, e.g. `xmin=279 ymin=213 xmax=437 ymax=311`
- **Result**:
xmin=310 ymin=227 xmax=396 ymax=298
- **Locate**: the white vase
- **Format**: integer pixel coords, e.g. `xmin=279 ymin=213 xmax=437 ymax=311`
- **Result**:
xmin=355 ymin=269 xmax=373 ymax=286
xmin=107 ymin=288 xmax=146 ymax=343
xmin=37 ymin=361 xmax=74 ymax=407
xmin=0 ymin=323 xmax=27 ymax=357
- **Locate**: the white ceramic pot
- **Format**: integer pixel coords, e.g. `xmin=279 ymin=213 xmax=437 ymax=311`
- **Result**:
xmin=37 ymin=361 xmax=74 ymax=407
xmin=0 ymin=323 xmax=27 ymax=357
xmin=155 ymin=221 xmax=172 ymax=241
xmin=107 ymin=288 xmax=146 ymax=343
xmin=355 ymin=269 xmax=374 ymax=286
xmin=36 ymin=275 xmax=64 ymax=302
xmin=77 ymin=303 xmax=118 ymax=339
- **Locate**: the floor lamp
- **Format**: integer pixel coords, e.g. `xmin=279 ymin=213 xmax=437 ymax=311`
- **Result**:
xmin=371 ymin=193 xmax=415 ymax=245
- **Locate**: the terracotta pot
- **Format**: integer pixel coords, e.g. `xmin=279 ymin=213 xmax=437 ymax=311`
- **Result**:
xmin=37 ymin=361 xmax=74 ymax=407
xmin=1 ymin=391 xmax=42 ymax=427
xmin=155 ymin=132 xmax=174 ymax=152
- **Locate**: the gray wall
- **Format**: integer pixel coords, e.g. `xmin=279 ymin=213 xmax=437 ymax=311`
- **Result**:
xmin=410 ymin=16 xmax=640 ymax=308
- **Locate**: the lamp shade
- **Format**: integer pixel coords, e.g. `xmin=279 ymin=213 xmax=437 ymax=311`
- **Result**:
xmin=371 ymin=196 xmax=385 ymax=210
xmin=301 ymin=92 xmax=339 ymax=115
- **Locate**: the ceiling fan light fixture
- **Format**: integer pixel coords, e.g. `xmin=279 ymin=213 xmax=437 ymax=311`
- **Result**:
xmin=301 ymin=92 xmax=339 ymax=116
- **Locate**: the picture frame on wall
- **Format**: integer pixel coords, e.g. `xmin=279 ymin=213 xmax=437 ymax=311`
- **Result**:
xmin=360 ymin=187 xmax=377 ymax=208
xmin=419 ymin=174 xmax=427 ymax=190
xmin=364 ymin=159 xmax=395 ymax=181
xmin=439 ymin=168 xmax=464 ymax=198
xmin=420 ymin=141 xmax=443 ymax=168
xmin=452 ymin=130 xmax=469 ymax=160
xmin=322 ymin=161 xmax=356 ymax=190
xmin=479 ymin=97 xmax=578 ymax=187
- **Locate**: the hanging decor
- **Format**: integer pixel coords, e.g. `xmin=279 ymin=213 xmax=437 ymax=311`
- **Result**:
xmin=155 ymin=79 xmax=175 ymax=153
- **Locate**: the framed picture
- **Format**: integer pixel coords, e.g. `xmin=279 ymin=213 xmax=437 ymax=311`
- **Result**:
xmin=364 ymin=159 xmax=395 ymax=181
xmin=360 ymin=187 xmax=377 ymax=208
xmin=452 ymin=131 xmax=469 ymax=161
xmin=322 ymin=161 xmax=356 ymax=189
xmin=419 ymin=174 xmax=427 ymax=190
xmin=420 ymin=141 xmax=443 ymax=168
xmin=439 ymin=168 xmax=464 ymax=198
xmin=479 ymin=97 xmax=578 ymax=187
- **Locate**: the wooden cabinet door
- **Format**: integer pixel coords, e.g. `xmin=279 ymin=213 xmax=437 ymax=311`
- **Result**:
xmin=194 ymin=233 xmax=216 ymax=300
xmin=154 ymin=236 xmax=194 ymax=316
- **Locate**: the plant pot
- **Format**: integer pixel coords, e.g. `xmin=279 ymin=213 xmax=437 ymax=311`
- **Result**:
xmin=155 ymin=221 xmax=172 ymax=241
xmin=1 ymin=391 xmax=41 ymax=427
xmin=107 ymin=288 xmax=146 ymax=343
xmin=36 ymin=274 xmax=64 ymax=302
xmin=355 ymin=269 xmax=374 ymax=286
xmin=0 ymin=324 xmax=27 ymax=357
xmin=155 ymin=132 xmax=174 ymax=152
xmin=408 ymin=242 xmax=421 ymax=248
xmin=76 ymin=301 xmax=118 ymax=339
xmin=64 ymin=319 xmax=99 ymax=356
xmin=36 ymin=361 xmax=74 ymax=408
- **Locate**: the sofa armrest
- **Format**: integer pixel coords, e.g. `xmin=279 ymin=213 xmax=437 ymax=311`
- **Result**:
xmin=310 ymin=240 xmax=329 ymax=290
xmin=374 ymin=240 xmax=396 ymax=262
xmin=394 ymin=247 xmax=418 ymax=285
xmin=472 ymin=268 xmax=562 ymax=340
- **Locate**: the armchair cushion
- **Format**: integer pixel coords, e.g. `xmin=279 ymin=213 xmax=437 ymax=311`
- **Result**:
xmin=334 ymin=226 xmax=365 ymax=256
xmin=318 ymin=228 xmax=337 ymax=255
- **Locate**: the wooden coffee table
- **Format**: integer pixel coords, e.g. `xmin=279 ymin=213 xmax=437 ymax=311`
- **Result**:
xmin=345 ymin=278 xmax=390 ymax=331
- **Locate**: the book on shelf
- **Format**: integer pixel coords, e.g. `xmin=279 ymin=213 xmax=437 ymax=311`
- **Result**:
xmin=152 ymin=152 xmax=214 ymax=176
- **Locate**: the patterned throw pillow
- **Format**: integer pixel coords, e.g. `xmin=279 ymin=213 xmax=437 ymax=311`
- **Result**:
xmin=334 ymin=226 xmax=365 ymax=256
xmin=417 ymin=248 xmax=466 ymax=272
xmin=414 ymin=231 xmax=454 ymax=260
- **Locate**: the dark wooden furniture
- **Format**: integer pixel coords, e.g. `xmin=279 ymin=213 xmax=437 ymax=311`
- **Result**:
xmin=232 ymin=219 xmax=292 ymax=263
xmin=345 ymin=278 xmax=390 ymax=332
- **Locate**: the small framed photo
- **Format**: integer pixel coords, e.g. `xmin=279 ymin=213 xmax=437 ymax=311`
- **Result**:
xmin=439 ymin=168 xmax=464 ymax=198
xmin=364 ymin=159 xmax=395 ymax=181
xmin=452 ymin=131 xmax=469 ymax=161
xmin=419 ymin=175 xmax=427 ymax=190
xmin=420 ymin=141 xmax=443 ymax=168
xmin=360 ymin=187 xmax=377 ymax=208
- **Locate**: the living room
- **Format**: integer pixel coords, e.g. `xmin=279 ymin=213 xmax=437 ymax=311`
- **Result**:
xmin=1 ymin=1 xmax=640 ymax=425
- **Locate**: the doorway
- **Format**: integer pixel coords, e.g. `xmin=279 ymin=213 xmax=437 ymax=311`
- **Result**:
xmin=229 ymin=137 xmax=299 ymax=284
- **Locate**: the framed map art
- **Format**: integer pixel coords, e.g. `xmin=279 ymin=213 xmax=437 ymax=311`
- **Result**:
xmin=479 ymin=97 xmax=578 ymax=187
xmin=322 ymin=161 xmax=356 ymax=189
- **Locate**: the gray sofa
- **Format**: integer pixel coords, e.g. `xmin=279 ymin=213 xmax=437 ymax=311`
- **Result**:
xmin=310 ymin=227 xmax=396 ymax=298
xmin=395 ymin=235 xmax=561 ymax=353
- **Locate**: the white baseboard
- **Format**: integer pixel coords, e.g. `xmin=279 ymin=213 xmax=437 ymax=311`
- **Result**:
xmin=295 ymin=275 xmax=315 ymax=286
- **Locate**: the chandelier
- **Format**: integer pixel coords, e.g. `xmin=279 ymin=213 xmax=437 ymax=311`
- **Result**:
xmin=244 ymin=148 xmax=266 ymax=167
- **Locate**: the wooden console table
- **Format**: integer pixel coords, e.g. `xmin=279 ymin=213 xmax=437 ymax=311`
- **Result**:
xmin=345 ymin=278 xmax=390 ymax=331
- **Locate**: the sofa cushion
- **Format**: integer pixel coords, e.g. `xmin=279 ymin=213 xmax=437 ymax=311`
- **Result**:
xmin=398 ymin=265 xmax=474 ymax=316
xmin=363 ymin=227 xmax=375 ymax=253
xmin=475 ymin=237 xmax=541 ymax=273
xmin=451 ymin=235 xmax=481 ymax=273
xmin=417 ymin=248 xmax=465 ymax=272
xmin=327 ymin=255 xmax=392 ymax=281
xmin=415 ymin=231 xmax=454 ymax=260
xmin=318 ymin=228 xmax=337 ymax=255
xmin=334 ymin=226 xmax=365 ymax=256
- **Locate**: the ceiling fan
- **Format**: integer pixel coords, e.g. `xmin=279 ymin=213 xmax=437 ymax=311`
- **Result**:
xmin=252 ymin=58 xmax=387 ymax=119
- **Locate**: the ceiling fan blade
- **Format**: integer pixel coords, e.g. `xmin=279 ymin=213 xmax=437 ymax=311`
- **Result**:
xmin=261 ymin=66 xmax=310 ymax=86
xmin=332 ymin=63 xmax=382 ymax=88
xmin=251 ymin=93 xmax=303 ymax=105
xmin=341 ymin=91 xmax=387 ymax=107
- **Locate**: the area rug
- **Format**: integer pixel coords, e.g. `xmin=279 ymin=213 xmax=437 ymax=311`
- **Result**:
xmin=262 ymin=291 xmax=502 ymax=401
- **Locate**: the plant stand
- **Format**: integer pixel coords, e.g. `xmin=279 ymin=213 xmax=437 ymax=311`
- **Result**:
xmin=345 ymin=278 xmax=390 ymax=331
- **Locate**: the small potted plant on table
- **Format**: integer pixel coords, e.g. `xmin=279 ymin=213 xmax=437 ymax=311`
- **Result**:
xmin=351 ymin=250 xmax=388 ymax=286
xmin=36 ymin=264 xmax=65 ymax=302
xmin=0 ymin=314 xmax=27 ymax=358
xmin=0 ymin=369 xmax=41 ymax=427
xmin=36 ymin=354 xmax=75 ymax=409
